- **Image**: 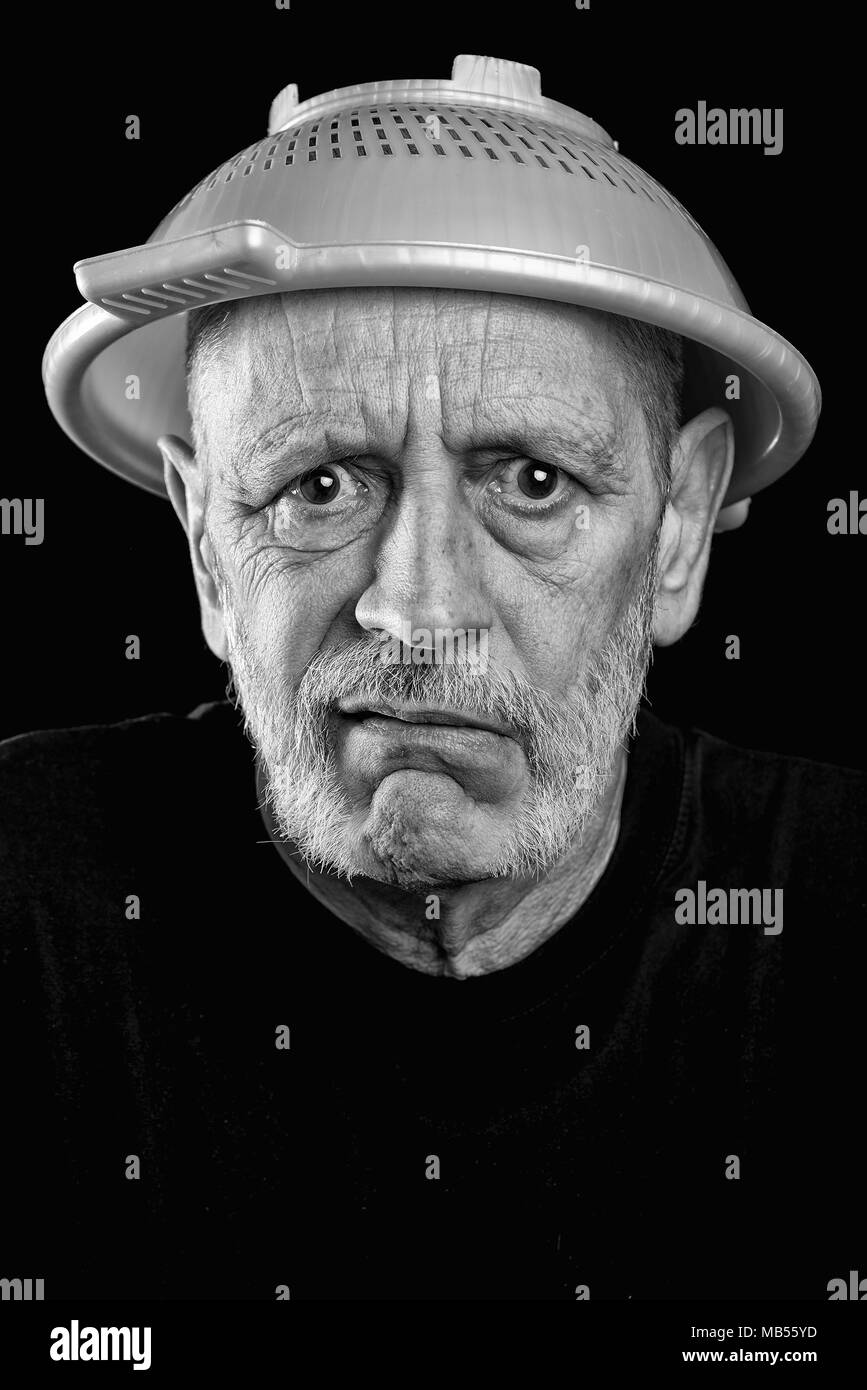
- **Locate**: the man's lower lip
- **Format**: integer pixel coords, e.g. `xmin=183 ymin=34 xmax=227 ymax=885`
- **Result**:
xmin=339 ymin=713 xmax=508 ymax=744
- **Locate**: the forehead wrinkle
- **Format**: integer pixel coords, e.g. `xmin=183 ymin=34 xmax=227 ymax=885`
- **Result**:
xmin=427 ymin=306 xmax=612 ymax=412
xmin=197 ymin=299 xmax=292 ymax=485
xmin=235 ymin=294 xmax=372 ymax=419
xmin=272 ymin=303 xmax=420 ymax=451
xmin=273 ymin=296 xmax=410 ymax=417
xmin=203 ymin=289 xmax=633 ymax=482
xmin=217 ymin=299 xmax=357 ymax=483
xmin=467 ymin=299 xmax=583 ymax=398
xmin=465 ymin=388 xmax=618 ymax=451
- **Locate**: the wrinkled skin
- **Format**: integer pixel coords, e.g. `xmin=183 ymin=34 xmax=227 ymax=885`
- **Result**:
xmin=161 ymin=289 xmax=733 ymax=976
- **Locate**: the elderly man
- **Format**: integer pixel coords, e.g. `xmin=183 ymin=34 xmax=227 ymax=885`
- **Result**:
xmin=3 ymin=56 xmax=863 ymax=1303
xmin=166 ymin=286 xmax=697 ymax=978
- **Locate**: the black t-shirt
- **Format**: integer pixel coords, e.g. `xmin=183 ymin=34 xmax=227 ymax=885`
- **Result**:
xmin=1 ymin=701 xmax=863 ymax=1301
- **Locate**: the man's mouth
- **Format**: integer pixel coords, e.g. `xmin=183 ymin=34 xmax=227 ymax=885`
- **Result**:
xmin=335 ymin=700 xmax=516 ymax=740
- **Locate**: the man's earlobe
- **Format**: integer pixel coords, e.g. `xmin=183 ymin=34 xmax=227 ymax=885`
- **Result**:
xmin=199 ymin=590 xmax=229 ymax=662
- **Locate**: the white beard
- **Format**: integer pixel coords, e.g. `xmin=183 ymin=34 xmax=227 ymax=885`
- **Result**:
xmin=220 ymin=549 xmax=658 ymax=887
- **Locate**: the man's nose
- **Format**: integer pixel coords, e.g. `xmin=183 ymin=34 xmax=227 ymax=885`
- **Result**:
xmin=355 ymin=465 xmax=493 ymax=649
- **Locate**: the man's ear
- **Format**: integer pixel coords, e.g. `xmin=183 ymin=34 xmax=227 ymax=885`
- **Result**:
xmin=653 ymin=407 xmax=735 ymax=647
xmin=157 ymin=434 xmax=228 ymax=661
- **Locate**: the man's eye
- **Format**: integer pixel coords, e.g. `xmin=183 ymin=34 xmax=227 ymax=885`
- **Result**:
xmin=290 ymin=465 xmax=346 ymax=505
xmin=513 ymin=461 xmax=559 ymax=500
xmin=265 ymin=460 xmax=375 ymax=551
xmin=488 ymin=459 xmax=574 ymax=511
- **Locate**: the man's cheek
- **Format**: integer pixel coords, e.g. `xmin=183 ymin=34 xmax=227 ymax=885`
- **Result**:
xmin=252 ymin=551 xmax=365 ymax=655
xmin=239 ymin=581 xmax=322 ymax=681
xmin=511 ymin=577 xmax=606 ymax=686
xmin=575 ymin=539 xmax=651 ymax=647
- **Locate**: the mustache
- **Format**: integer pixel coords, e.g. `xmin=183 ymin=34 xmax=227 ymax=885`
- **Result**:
xmin=228 ymin=586 xmax=656 ymax=880
xmin=283 ymin=539 xmax=661 ymax=745
xmin=294 ymin=637 xmax=568 ymax=744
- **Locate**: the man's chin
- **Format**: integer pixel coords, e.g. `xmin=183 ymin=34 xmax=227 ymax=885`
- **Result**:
xmin=358 ymin=769 xmax=513 ymax=889
xmin=270 ymin=767 xmax=522 ymax=889
xmin=267 ymin=763 xmax=581 ymax=888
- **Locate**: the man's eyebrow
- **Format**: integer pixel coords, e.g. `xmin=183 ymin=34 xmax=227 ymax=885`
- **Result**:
xmin=240 ymin=413 xmax=320 ymax=468
xmin=223 ymin=417 xmax=627 ymax=500
xmin=465 ymin=423 xmax=626 ymax=482
xmin=228 ymin=416 xmax=354 ymax=497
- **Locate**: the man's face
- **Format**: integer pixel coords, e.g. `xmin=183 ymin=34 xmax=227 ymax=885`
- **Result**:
xmin=193 ymin=288 xmax=663 ymax=888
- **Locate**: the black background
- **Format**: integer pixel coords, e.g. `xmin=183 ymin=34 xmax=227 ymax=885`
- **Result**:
xmin=5 ymin=0 xmax=862 ymax=767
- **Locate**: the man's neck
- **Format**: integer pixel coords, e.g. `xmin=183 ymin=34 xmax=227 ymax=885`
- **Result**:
xmin=256 ymin=751 xmax=629 ymax=979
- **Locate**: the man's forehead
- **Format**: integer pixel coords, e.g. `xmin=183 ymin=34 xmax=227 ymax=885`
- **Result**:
xmin=198 ymin=288 xmax=626 ymax=457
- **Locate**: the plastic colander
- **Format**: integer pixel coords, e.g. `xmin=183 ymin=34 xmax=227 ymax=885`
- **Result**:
xmin=42 ymin=54 xmax=820 ymax=504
